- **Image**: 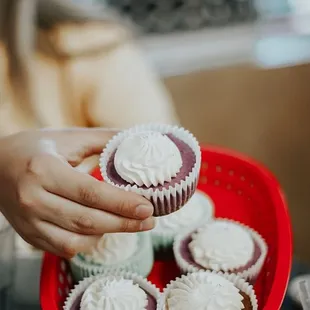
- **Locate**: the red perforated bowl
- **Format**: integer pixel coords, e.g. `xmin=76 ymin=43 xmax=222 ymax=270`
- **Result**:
xmin=40 ymin=146 xmax=292 ymax=310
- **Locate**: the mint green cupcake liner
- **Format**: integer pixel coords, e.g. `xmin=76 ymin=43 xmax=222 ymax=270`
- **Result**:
xmin=70 ymin=232 xmax=154 ymax=282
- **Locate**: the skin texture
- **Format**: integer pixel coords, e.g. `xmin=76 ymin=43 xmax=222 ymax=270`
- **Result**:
xmin=0 ymin=128 xmax=155 ymax=258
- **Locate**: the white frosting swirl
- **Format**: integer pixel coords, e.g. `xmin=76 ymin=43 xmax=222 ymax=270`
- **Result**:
xmin=166 ymin=273 xmax=244 ymax=310
xmin=189 ymin=221 xmax=254 ymax=271
xmin=114 ymin=131 xmax=182 ymax=187
xmin=81 ymin=278 xmax=147 ymax=310
xmin=153 ymin=192 xmax=211 ymax=234
xmin=83 ymin=233 xmax=138 ymax=265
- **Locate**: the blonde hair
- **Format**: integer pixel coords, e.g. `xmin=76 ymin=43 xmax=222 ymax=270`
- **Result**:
xmin=0 ymin=0 xmax=127 ymax=127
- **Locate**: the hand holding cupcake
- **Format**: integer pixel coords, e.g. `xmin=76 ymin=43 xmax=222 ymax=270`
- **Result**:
xmin=61 ymin=124 xmax=270 ymax=310
xmin=100 ymin=124 xmax=201 ymax=216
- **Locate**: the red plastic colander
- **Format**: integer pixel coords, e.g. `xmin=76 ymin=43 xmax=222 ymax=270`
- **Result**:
xmin=40 ymin=146 xmax=292 ymax=310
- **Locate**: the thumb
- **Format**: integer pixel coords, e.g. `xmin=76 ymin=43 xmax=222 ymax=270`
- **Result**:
xmin=75 ymin=154 xmax=100 ymax=173
xmin=71 ymin=128 xmax=122 ymax=173
xmin=63 ymin=127 xmax=120 ymax=156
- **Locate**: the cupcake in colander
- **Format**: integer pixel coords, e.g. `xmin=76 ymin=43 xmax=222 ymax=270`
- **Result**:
xmin=70 ymin=232 xmax=153 ymax=281
xmin=161 ymin=271 xmax=258 ymax=310
xmin=64 ymin=272 xmax=161 ymax=310
xmin=173 ymin=219 xmax=268 ymax=282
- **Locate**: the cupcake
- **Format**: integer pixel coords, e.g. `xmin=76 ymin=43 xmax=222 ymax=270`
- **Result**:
xmin=161 ymin=271 xmax=258 ymax=310
xmin=151 ymin=190 xmax=214 ymax=251
xmin=70 ymin=232 xmax=153 ymax=281
xmin=64 ymin=273 xmax=161 ymax=310
xmin=100 ymin=124 xmax=201 ymax=216
xmin=173 ymin=219 xmax=267 ymax=282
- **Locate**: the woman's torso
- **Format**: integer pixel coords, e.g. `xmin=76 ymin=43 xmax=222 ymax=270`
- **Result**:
xmin=0 ymin=23 xmax=121 ymax=135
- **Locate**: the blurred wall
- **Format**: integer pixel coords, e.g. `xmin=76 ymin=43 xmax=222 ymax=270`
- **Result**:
xmin=164 ymin=64 xmax=310 ymax=263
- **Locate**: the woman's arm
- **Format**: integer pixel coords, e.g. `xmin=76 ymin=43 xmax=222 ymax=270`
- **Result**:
xmin=86 ymin=41 xmax=180 ymax=128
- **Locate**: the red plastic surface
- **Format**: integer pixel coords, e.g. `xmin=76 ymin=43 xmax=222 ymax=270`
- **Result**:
xmin=40 ymin=146 xmax=292 ymax=310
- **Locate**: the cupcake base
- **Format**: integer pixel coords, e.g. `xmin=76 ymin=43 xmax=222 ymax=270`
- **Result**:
xmin=240 ymin=292 xmax=253 ymax=310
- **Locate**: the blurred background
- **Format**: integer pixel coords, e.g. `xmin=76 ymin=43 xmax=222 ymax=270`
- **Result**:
xmin=2 ymin=0 xmax=310 ymax=309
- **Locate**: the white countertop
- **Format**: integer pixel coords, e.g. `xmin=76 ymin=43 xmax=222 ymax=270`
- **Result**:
xmin=140 ymin=23 xmax=255 ymax=77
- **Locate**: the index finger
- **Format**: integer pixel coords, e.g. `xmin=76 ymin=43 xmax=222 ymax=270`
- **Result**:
xmin=42 ymin=156 xmax=154 ymax=220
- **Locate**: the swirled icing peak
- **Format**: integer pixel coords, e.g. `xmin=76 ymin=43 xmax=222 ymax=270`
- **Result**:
xmin=166 ymin=273 xmax=244 ymax=310
xmin=189 ymin=221 xmax=254 ymax=271
xmin=114 ymin=131 xmax=182 ymax=187
xmin=80 ymin=278 xmax=148 ymax=310
xmin=83 ymin=233 xmax=138 ymax=265
xmin=153 ymin=192 xmax=208 ymax=234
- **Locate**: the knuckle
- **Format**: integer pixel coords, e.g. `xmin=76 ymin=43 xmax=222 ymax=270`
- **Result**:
xmin=73 ymin=215 xmax=95 ymax=233
xmin=114 ymin=200 xmax=130 ymax=216
xmin=120 ymin=219 xmax=140 ymax=232
xmin=18 ymin=188 xmax=36 ymax=211
xmin=78 ymin=185 xmax=100 ymax=206
xmin=27 ymin=154 xmax=49 ymax=178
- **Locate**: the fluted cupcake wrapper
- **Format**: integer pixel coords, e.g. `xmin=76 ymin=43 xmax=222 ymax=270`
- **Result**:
xmin=173 ymin=218 xmax=268 ymax=283
xmin=70 ymin=232 xmax=154 ymax=282
xmin=151 ymin=191 xmax=215 ymax=251
xmin=99 ymin=124 xmax=201 ymax=216
xmin=64 ymin=272 xmax=161 ymax=310
xmin=159 ymin=270 xmax=258 ymax=310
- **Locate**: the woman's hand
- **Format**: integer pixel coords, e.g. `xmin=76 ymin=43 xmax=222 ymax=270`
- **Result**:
xmin=0 ymin=128 xmax=154 ymax=257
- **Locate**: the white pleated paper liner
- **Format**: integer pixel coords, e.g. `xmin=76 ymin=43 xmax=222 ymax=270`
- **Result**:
xmin=151 ymin=190 xmax=215 ymax=251
xmin=173 ymin=218 xmax=268 ymax=283
xmin=64 ymin=272 xmax=161 ymax=310
xmin=70 ymin=232 xmax=154 ymax=282
xmin=159 ymin=271 xmax=258 ymax=310
xmin=99 ymin=124 xmax=201 ymax=216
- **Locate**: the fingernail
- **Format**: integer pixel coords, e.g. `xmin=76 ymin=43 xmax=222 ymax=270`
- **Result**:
xmin=135 ymin=204 xmax=154 ymax=219
xmin=140 ymin=217 xmax=155 ymax=231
